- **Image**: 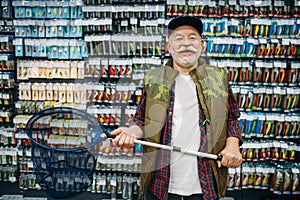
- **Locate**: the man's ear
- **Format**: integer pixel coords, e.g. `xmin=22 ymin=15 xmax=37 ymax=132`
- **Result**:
xmin=201 ymin=40 xmax=207 ymax=55
xmin=166 ymin=42 xmax=170 ymax=55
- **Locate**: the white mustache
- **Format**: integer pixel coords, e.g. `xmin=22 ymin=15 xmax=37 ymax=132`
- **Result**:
xmin=175 ymin=46 xmax=197 ymax=53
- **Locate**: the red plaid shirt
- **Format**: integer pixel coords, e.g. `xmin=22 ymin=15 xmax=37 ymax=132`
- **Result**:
xmin=132 ymin=84 xmax=242 ymax=200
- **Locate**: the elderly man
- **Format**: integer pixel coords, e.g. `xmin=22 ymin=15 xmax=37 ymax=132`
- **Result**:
xmin=111 ymin=16 xmax=243 ymax=200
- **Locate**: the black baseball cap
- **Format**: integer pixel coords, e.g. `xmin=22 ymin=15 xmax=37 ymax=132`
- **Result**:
xmin=168 ymin=15 xmax=203 ymax=37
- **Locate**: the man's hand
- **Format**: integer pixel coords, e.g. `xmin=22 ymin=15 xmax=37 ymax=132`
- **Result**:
xmin=218 ymin=137 xmax=242 ymax=168
xmin=110 ymin=125 xmax=143 ymax=148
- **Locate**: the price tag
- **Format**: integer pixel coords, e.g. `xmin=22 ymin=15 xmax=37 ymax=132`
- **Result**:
xmin=111 ymin=179 xmax=117 ymax=186
xmin=9 ymin=177 xmax=17 ymax=183
xmin=130 ymin=18 xmax=138 ymax=25
xmin=121 ymin=20 xmax=128 ymax=26
xmin=228 ymin=168 xmax=236 ymax=174
xmin=28 ymin=161 xmax=33 ymax=168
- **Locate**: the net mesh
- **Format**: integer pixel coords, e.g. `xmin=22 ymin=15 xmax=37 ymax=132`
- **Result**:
xmin=26 ymin=107 xmax=104 ymax=198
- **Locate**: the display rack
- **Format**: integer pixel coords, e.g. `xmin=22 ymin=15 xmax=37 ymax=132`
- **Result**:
xmin=0 ymin=0 xmax=299 ymax=200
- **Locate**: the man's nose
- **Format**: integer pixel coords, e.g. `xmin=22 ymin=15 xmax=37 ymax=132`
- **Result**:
xmin=182 ymin=38 xmax=192 ymax=46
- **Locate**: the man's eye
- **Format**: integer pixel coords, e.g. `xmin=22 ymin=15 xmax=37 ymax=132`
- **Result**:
xmin=189 ymin=37 xmax=197 ymax=40
xmin=174 ymin=37 xmax=183 ymax=41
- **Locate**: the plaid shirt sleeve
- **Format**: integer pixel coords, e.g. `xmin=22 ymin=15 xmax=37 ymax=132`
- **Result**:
xmin=227 ymin=84 xmax=243 ymax=145
xmin=130 ymin=89 xmax=146 ymax=132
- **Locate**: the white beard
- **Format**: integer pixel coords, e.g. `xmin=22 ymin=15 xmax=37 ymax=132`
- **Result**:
xmin=170 ymin=46 xmax=201 ymax=68
xmin=172 ymin=51 xmax=200 ymax=68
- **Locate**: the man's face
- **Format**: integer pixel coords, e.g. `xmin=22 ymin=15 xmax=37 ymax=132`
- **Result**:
xmin=168 ymin=25 xmax=203 ymax=68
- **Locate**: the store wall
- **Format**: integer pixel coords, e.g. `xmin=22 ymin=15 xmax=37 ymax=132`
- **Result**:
xmin=0 ymin=0 xmax=299 ymax=200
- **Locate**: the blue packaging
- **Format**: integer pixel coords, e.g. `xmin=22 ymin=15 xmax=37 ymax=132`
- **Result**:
xmin=37 ymin=21 xmax=45 ymax=38
xmin=14 ymin=38 xmax=23 ymax=57
xmin=47 ymin=7 xmax=53 ymax=18
xmin=15 ymin=26 xmax=26 ymax=37
xmin=63 ymin=46 xmax=70 ymax=59
xmin=82 ymin=42 xmax=88 ymax=58
xmin=25 ymin=7 xmax=32 ymax=18
xmin=57 ymin=25 xmax=64 ymax=37
xmin=62 ymin=7 xmax=70 ymax=19
xmin=32 ymin=42 xmax=38 ymax=57
xmin=40 ymin=40 xmax=47 ymax=58
xmin=32 ymin=25 xmax=38 ymax=37
xmin=77 ymin=6 xmax=83 ymax=19
xmin=70 ymin=6 xmax=77 ymax=19
xmin=24 ymin=40 xmax=32 ymax=57
xmin=14 ymin=6 xmax=25 ymax=18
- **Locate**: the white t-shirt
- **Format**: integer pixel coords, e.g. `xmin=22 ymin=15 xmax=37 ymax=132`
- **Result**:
xmin=168 ymin=74 xmax=202 ymax=196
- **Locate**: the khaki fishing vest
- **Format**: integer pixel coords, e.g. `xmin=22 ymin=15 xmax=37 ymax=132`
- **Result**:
xmin=140 ymin=58 xmax=229 ymax=199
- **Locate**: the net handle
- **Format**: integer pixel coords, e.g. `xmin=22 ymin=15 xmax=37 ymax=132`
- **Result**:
xmin=132 ymin=139 xmax=222 ymax=160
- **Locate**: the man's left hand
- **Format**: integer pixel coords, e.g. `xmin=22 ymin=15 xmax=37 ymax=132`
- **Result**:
xmin=218 ymin=137 xmax=242 ymax=168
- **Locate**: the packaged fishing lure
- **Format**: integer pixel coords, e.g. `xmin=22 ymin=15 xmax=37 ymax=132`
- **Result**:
xmin=291 ymin=167 xmax=300 ymax=194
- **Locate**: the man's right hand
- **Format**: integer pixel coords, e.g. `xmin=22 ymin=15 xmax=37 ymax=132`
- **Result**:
xmin=110 ymin=126 xmax=143 ymax=148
